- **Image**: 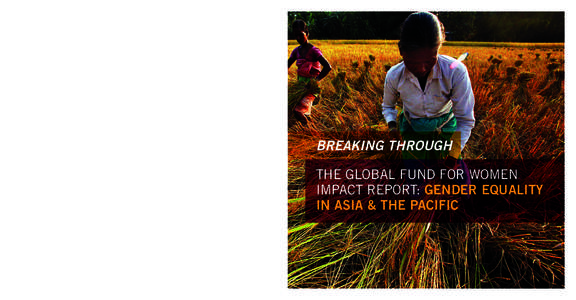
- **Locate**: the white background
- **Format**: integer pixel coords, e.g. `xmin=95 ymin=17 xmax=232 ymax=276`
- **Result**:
xmin=0 ymin=1 xmax=572 ymax=299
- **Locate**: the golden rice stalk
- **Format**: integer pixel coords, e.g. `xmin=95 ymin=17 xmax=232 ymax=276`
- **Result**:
xmin=288 ymin=78 xmax=320 ymax=109
xmin=331 ymin=69 xmax=352 ymax=101
xmin=512 ymin=72 xmax=535 ymax=106
xmin=483 ymin=58 xmax=503 ymax=81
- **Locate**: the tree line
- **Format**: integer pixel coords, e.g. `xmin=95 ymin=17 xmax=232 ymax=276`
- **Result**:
xmin=288 ymin=11 xmax=564 ymax=43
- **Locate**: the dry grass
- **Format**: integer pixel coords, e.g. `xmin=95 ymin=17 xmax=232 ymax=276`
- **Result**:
xmin=287 ymin=41 xmax=564 ymax=288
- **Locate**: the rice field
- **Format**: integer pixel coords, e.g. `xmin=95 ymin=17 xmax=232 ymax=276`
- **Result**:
xmin=287 ymin=40 xmax=564 ymax=288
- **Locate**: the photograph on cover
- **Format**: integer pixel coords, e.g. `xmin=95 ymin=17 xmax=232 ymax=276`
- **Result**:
xmin=287 ymin=11 xmax=564 ymax=288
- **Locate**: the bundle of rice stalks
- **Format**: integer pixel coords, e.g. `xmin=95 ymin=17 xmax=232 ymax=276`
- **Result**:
xmin=353 ymin=59 xmax=378 ymax=95
xmin=504 ymin=67 xmax=518 ymax=83
xmin=512 ymin=72 xmax=535 ymax=106
xmin=538 ymin=62 xmax=561 ymax=90
xmin=483 ymin=58 xmax=503 ymax=81
xmin=490 ymin=67 xmax=518 ymax=100
xmin=288 ymin=78 xmax=320 ymax=109
xmin=351 ymin=61 xmax=359 ymax=69
xmin=539 ymin=70 xmax=564 ymax=100
xmin=331 ymin=68 xmax=352 ymax=101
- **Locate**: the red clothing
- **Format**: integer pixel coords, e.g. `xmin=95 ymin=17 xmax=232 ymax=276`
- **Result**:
xmin=289 ymin=45 xmax=323 ymax=78
xmin=294 ymin=94 xmax=315 ymax=116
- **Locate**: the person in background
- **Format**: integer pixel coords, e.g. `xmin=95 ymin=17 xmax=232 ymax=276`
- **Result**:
xmin=288 ymin=19 xmax=332 ymax=124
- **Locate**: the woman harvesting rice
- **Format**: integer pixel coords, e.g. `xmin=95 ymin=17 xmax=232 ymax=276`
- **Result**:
xmin=288 ymin=19 xmax=332 ymax=124
xmin=382 ymin=12 xmax=475 ymax=167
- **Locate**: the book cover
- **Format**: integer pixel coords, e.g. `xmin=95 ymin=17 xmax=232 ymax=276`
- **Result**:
xmin=287 ymin=11 xmax=564 ymax=288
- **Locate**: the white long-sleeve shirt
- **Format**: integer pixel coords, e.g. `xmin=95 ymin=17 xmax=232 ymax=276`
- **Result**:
xmin=382 ymin=54 xmax=475 ymax=150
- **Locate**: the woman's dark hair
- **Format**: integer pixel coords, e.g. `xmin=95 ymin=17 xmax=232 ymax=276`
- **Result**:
xmin=292 ymin=19 xmax=309 ymax=34
xmin=398 ymin=12 xmax=445 ymax=52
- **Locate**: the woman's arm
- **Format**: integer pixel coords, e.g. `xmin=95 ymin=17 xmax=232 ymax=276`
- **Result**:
xmin=315 ymin=55 xmax=332 ymax=81
xmin=288 ymin=47 xmax=298 ymax=68
xmin=451 ymin=65 xmax=476 ymax=151
xmin=382 ymin=72 xmax=400 ymax=128
xmin=288 ymin=56 xmax=296 ymax=68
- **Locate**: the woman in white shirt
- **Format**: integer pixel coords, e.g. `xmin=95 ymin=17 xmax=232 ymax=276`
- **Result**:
xmin=382 ymin=12 xmax=475 ymax=166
